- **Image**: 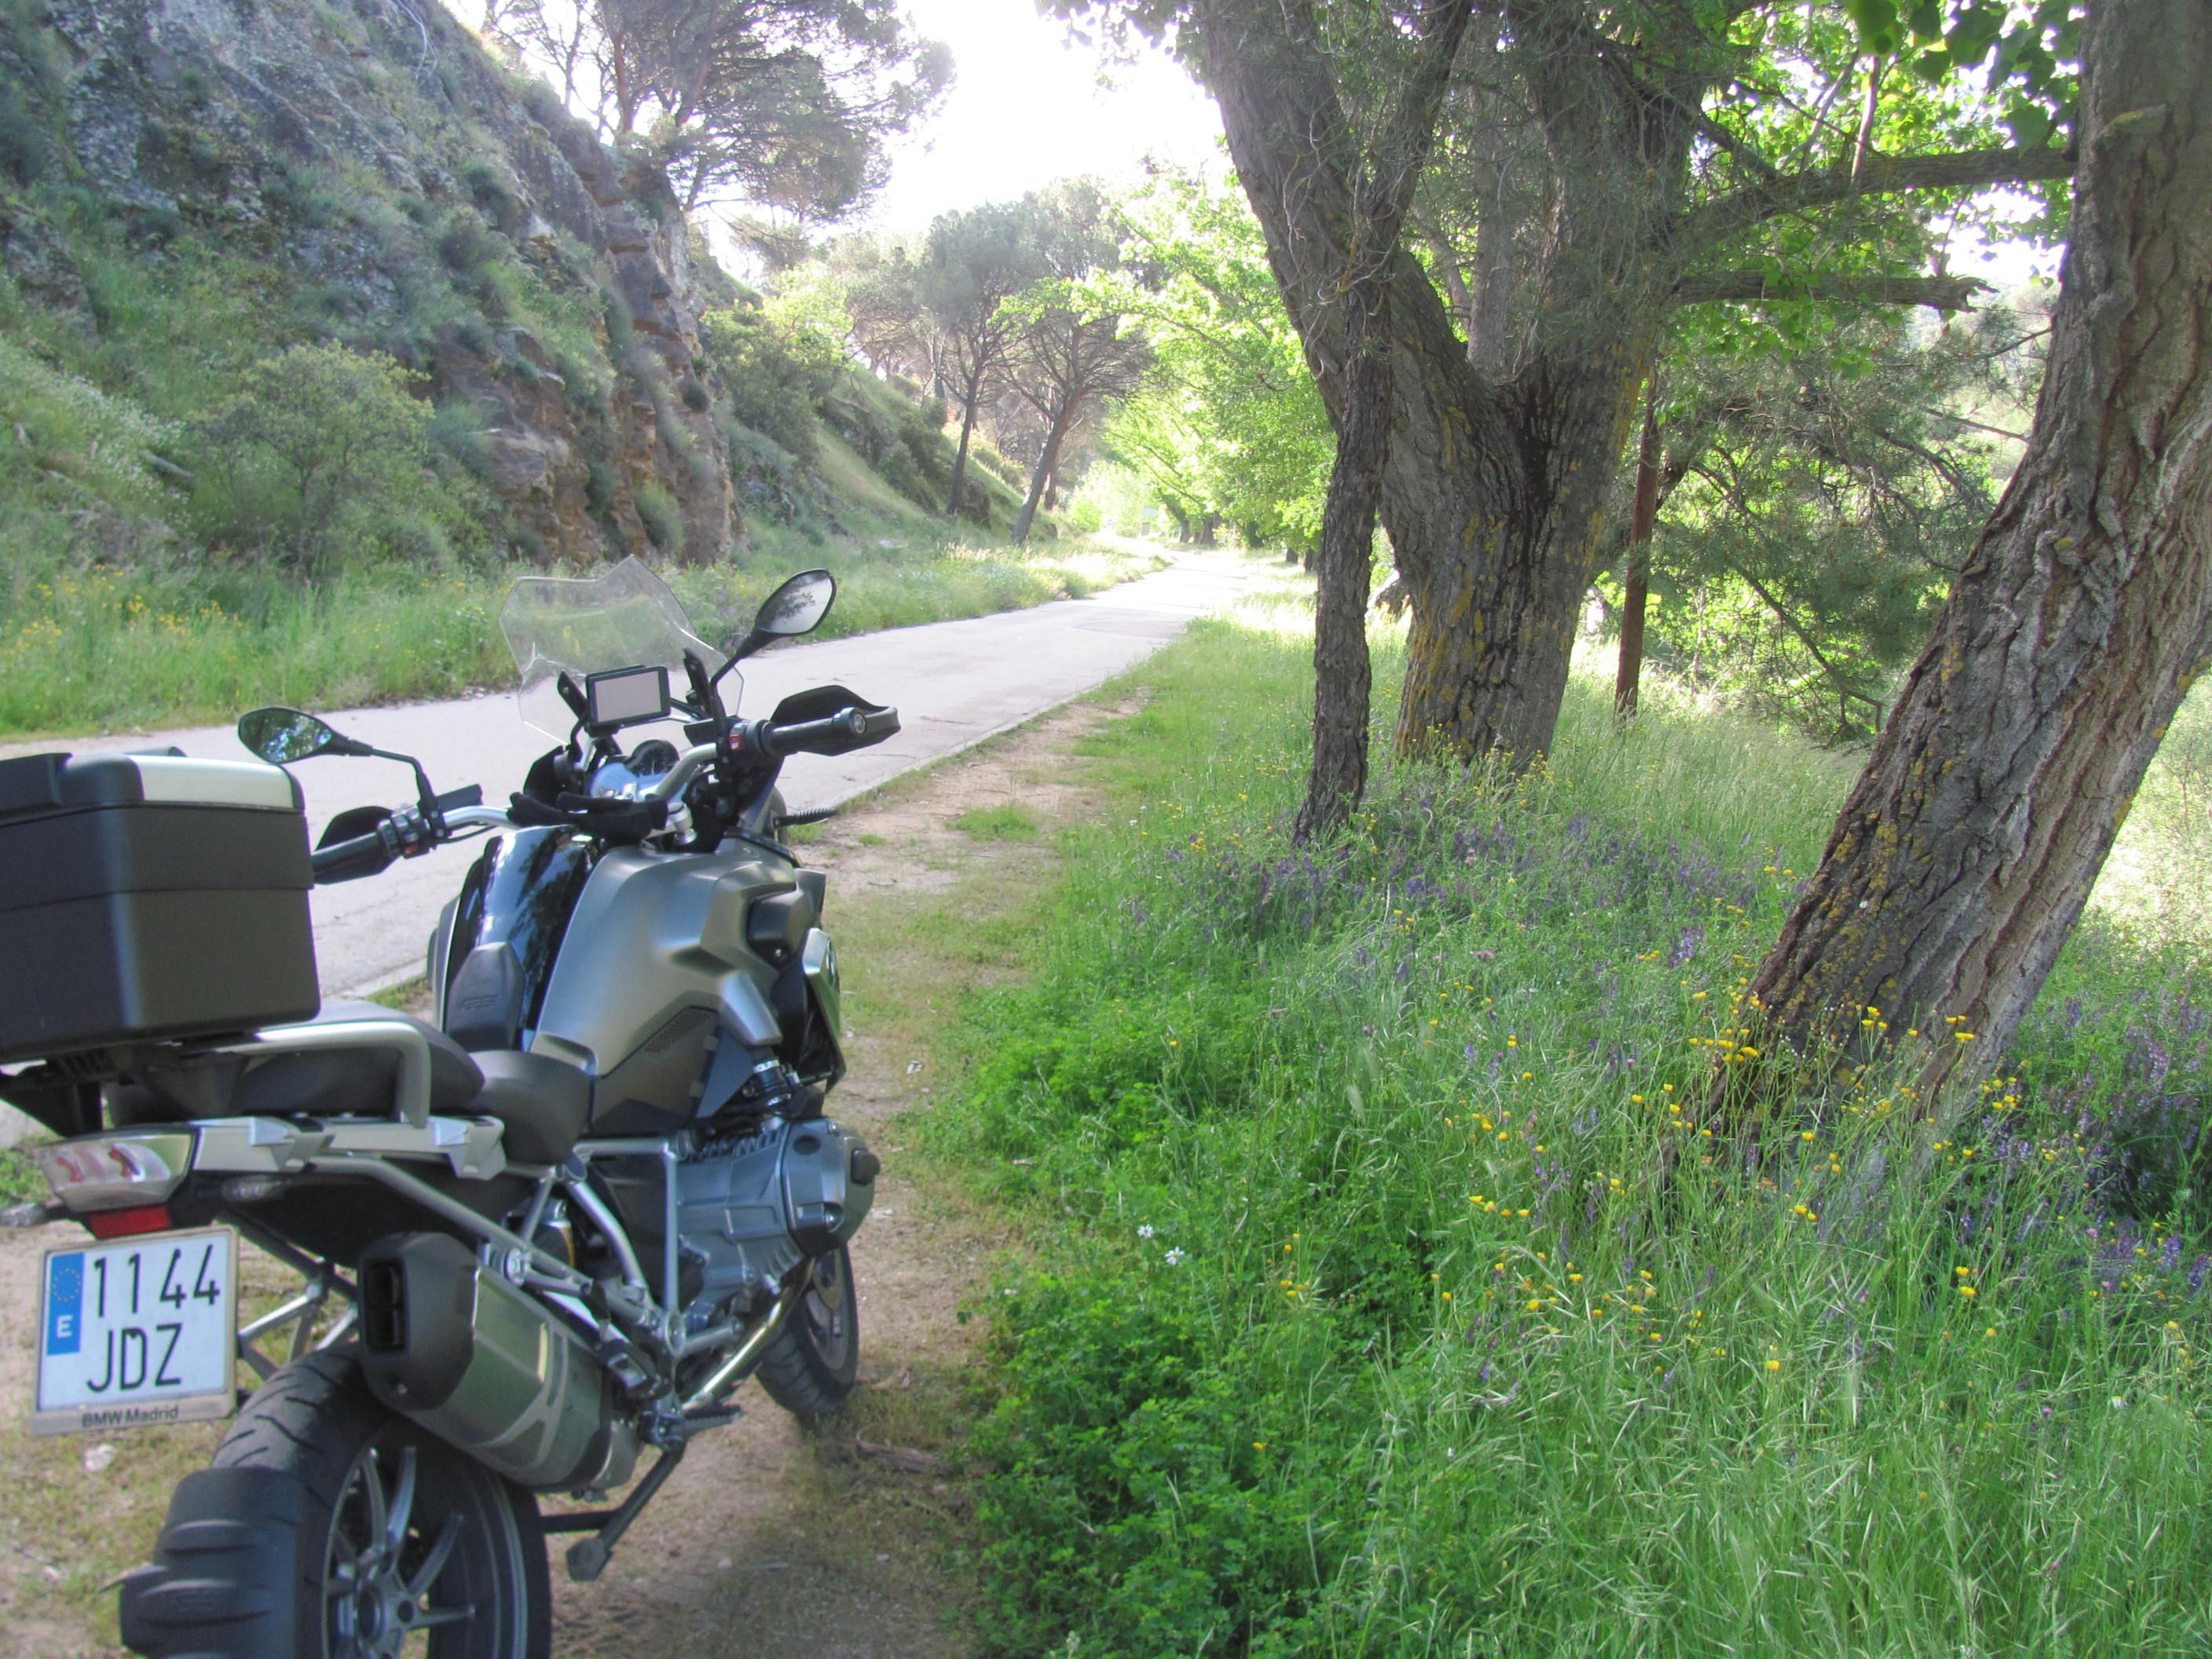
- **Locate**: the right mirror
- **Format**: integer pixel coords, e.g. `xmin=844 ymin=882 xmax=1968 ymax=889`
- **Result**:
xmin=237 ymin=707 xmax=346 ymax=766
xmin=752 ymin=569 xmax=836 ymax=639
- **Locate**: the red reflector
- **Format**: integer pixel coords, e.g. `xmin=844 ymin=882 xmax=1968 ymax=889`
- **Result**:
xmin=86 ymin=1204 xmax=174 ymax=1240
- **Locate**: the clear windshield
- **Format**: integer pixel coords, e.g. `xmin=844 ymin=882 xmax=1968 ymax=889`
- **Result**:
xmin=499 ymin=556 xmax=732 ymax=737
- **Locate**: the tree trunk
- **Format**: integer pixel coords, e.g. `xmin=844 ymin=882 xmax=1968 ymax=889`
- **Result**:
xmin=1013 ymin=397 xmax=1074 ymax=544
xmin=610 ymin=24 xmax=638 ymax=135
xmin=1615 ymin=383 xmax=1661 ymax=718
xmin=1463 ymin=14 xmax=1520 ymax=379
xmin=1745 ymin=0 xmax=2212 ymax=1097
xmin=1385 ymin=341 xmax=1654 ymax=762
xmin=1197 ymin=0 xmax=1689 ymax=767
xmin=946 ymin=376 xmax=980 ymax=517
xmin=1293 ymin=276 xmax=1387 ymax=844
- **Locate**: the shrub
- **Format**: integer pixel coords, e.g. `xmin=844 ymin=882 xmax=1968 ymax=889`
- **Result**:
xmin=436 ymin=212 xmax=496 ymax=276
xmin=191 ymin=343 xmax=430 ymax=581
xmin=698 ymin=301 xmax=824 ymax=465
xmin=633 ymin=481 xmax=680 ymax=550
xmin=460 ymin=158 xmax=524 ymax=231
xmin=584 ymin=456 xmax=617 ymax=517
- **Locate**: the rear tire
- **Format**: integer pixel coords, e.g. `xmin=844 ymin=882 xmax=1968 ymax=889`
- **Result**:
xmin=123 ymin=1350 xmax=550 ymax=1658
xmin=755 ymin=1245 xmax=859 ymax=1425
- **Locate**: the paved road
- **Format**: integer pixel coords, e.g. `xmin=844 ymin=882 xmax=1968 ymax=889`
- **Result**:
xmin=5 ymin=551 xmax=1257 ymax=1000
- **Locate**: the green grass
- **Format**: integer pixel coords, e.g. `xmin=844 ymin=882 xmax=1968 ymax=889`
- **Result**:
xmin=925 ymin=607 xmax=2212 ymax=1658
xmin=0 ymin=1143 xmax=48 ymax=1204
xmin=952 ymin=804 xmax=1042 ymax=841
xmin=0 ymin=534 xmax=1170 ymax=738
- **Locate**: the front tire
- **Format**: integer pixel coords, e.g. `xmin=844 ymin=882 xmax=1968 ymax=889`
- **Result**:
xmin=755 ymin=1245 xmax=859 ymax=1425
xmin=123 ymin=1351 xmax=550 ymax=1659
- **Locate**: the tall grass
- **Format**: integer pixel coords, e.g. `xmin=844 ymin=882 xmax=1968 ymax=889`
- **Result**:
xmin=0 ymin=537 xmax=1170 ymax=737
xmin=929 ymin=613 xmax=2212 ymax=1657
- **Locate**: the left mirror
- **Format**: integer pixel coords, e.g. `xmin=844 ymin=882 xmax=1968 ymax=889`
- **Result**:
xmin=752 ymin=569 xmax=836 ymax=639
xmin=238 ymin=707 xmax=350 ymax=765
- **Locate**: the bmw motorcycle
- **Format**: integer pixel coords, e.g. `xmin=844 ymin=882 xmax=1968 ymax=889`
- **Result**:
xmin=0 ymin=558 xmax=897 ymax=1657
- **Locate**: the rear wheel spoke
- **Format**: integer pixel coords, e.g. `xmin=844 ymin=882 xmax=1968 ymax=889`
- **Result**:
xmin=361 ymin=1451 xmax=390 ymax=1550
xmin=405 ymin=1514 xmax=463 ymax=1599
xmin=383 ymin=1447 xmax=419 ymax=1555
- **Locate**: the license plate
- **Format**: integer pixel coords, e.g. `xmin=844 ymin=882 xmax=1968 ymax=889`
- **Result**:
xmin=34 ymin=1228 xmax=236 ymax=1437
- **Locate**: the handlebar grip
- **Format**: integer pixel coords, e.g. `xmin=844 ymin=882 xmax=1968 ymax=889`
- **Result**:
xmin=763 ymin=705 xmax=899 ymax=759
xmin=763 ymin=710 xmax=860 ymax=757
xmin=310 ymin=829 xmax=397 ymax=884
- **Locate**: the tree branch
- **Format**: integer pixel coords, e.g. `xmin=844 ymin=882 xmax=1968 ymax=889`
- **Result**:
xmin=1670 ymin=269 xmax=1993 ymax=312
xmin=1923 ymin=406 xmax=2030 ymax=442
xmin=1669 ymin=144 xmax=2076 ymax=252
xmin=1693 ymin=111 xmax=1780 ymax=181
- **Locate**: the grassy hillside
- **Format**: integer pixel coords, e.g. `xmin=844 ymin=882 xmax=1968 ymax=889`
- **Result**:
xmin=930 ymin=603 xmax=2212 ymax=1657
xmin=0 ymin=0 xmax=1088 ymax=738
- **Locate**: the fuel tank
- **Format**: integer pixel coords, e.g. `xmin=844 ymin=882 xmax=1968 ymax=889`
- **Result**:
xmin=433 ymin=827 xmax=597 ymax=1052
xmin=529 ymin=844 xmax=843 ymax=1136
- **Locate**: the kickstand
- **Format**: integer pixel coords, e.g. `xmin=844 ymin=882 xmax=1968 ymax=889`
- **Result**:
xmin=562 ymin=1443 xmax=687 ymax=1584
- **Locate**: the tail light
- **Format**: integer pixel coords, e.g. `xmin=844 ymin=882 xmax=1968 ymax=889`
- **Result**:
xmin=33 ymin=1131 xmax=193 ymax=1214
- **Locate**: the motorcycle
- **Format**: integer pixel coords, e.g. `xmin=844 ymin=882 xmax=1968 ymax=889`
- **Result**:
xmin=0 ymin=558 xmax=899 ymax=1657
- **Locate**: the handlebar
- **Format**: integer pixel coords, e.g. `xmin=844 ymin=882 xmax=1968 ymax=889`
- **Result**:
xmin=307 ymin=698 xmax=899 ymax=882
xmin=310 ymin=790 xmax=496 ymax=885
xmin=638 ymin=702 xmax=900 ymax=804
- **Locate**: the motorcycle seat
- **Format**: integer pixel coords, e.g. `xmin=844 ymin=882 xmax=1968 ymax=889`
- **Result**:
xmin=227 ymin=1001 xmax=484 ymax=1119
xmin=469 ymin=1050 xmax=592 ymax=1166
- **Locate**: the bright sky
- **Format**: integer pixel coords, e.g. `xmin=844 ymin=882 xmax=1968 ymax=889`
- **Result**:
xmin=857 ymin=0 xmax=1226 ymax=231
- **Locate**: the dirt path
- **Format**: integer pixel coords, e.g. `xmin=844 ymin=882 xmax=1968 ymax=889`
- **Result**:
xmin=0 ymin=698 xmax=1115 ymax=1657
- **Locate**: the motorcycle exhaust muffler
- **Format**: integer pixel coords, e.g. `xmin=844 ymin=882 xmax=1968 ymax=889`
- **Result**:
xmin=357 ymin=1232 xmax=638 ymax=1492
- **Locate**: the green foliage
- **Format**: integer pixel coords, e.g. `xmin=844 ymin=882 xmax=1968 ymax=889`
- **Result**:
xmin=1102 ymin=168 xmax=1331 ymax=550
xmin=191 ymin=343 xmax=432 ymax=580
xmin=700 ymin=298 xmax=830 ymax=464
xmin=970 ymin=441 xmax=1024 ymax=490
xmin=0 ymin=1144 xmax=48 ymax=1204
xmin=632 ymin=480 xmax=682 ymax=550
xmin=1613 ymin=305 xmax=2038 ymax=738
xmin=580 ymin=0 xmax=948 ymax=222
xmin=1064 ymin=460 xmax=1160 ymax=536
xmin=1838 ymin=0 xmax=2082 ymax=151
xmin=935 ymin=615 xmax=2212 ymax=1657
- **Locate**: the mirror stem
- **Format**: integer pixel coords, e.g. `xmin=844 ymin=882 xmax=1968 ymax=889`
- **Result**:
xmin=362 ymin=745 xmax=438 ymax=815
xmin=712 ymin=630 xmax=768 ymax=685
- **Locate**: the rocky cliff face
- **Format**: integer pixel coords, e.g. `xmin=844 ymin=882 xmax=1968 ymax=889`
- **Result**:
xmin=2 ymin=0 xmax=745 ymax=561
